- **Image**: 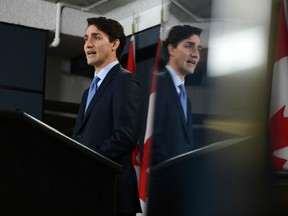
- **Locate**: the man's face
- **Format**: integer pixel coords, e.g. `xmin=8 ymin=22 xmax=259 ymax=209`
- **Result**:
xmin=168 ymin=35 xmax=202 ymax=78
xmin=83 ymin=25 xmax=116 ymax=70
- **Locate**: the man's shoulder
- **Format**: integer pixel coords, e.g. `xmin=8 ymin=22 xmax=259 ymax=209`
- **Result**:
xmin=157 ymin=69 xmax=172 ymax=83
xmin=110 ymin=64 xmax=135 ymax=78
xmin=113 ymin=65 xmax=140 ymax=86
xmin=157 ymin=67 xmax=170 ymax=76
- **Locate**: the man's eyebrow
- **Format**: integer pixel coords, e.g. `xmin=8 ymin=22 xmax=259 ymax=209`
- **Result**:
xmin=92 ymin=32 xmax=102 ymax=36
xmin=185 ymin=41 xmax=202 ymax=48
xmin=84 ymin=32 xmax=102 ymax=38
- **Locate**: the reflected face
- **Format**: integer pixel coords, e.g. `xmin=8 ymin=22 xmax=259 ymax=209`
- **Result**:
xmin=83 ymin=25 xmax=115 ymax=71
xmin=168 ymin=35 xmax=202 ymax=79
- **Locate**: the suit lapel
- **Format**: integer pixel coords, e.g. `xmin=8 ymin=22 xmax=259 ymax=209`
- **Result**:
xmin=165 ymin=71 xmax=187 ymax=124
xmin=186 ymin=99 xmax=193 ymax=142
xmin=80 ymin=89 xmax=88 ymax=120
xmin=77 ymin=64 xmax=120 ymax=132
xmin=165 ymin=71 xmax=192 ymax=143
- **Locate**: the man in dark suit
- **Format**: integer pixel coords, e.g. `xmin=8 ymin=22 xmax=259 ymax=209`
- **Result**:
xmin=151 ymin=25 xmax=202 ymax=166
xmin=72 ymin=17 xmax=142 ymax=216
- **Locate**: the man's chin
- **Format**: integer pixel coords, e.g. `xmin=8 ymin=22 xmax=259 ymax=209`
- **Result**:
xmin=185 ymin=68 xmax=195 ymax=75
xmin=87 ymin=60 xmax=96 ymax=66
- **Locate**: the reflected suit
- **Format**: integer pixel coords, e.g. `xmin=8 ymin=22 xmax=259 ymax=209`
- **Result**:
xmin=151 ymin=69 xmax=194 ymax=166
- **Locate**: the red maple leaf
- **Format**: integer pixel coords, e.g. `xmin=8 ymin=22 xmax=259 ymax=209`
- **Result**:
xmin=269 ymin=105 xmax=288 ymax=170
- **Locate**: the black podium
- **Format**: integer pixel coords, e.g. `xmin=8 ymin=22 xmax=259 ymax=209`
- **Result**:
xmin=147 ymin=136 xmax=272 ymax=216
xmin=0 ymin=110 xmax=122 ymax=215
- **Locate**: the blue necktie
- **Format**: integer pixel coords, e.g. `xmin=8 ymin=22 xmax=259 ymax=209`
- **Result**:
xmin=179 ymin=84 xmax=187 ymax=120
xmin=85 ymin=76 xmax=100 ymax=113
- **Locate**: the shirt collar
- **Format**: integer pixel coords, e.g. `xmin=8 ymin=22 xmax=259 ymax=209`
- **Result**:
xmin=94 ymin=60 xmax=119 ymax=85
xmin=165 ymin=65 xmax=185 ymax=92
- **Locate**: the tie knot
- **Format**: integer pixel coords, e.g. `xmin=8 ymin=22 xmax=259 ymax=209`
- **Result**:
xmin=178 ymin=84 xmax=186 ymax=95
xmin=93 ymin=75 xmax=100 ymax=85
xmin=91 ymin=76 xmax=100 ymax=91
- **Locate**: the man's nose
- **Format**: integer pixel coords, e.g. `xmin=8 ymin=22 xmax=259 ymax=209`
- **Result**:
xmin=85 ymin=38 xmax=93 ymax=48
xmin=191 ymin=48 xmax=200 ymax=58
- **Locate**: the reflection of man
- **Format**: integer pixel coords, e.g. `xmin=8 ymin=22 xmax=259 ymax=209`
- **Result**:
xmin=72 ymin=17 xmax=142 ymax=216
xmin=151 ymin=25 xmax=202 ymax=166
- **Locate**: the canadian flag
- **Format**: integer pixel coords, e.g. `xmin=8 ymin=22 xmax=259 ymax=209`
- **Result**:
xmin=269 ymin=0 xmax=288 ymax=170
xmin=139 ymin=32 xmax=161 ymax=215
xmin=126 ymin=25 xmax=142 ymax=177
xmin=137 ymin=17 xmax=163 ymax=216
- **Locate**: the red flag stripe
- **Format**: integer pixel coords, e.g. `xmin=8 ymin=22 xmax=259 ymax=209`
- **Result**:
xmin=150 ymin=36 xmax=161 ymax=93
xmin=127 ymin=35 xmax=136 ymax=73
xmin=275 ymin=0 xmax=288 ymax=62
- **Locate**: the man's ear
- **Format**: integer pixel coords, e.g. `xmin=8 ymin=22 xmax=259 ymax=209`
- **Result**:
xmin=167 ymin=44 xmax=175 ymax=57
xmin=112 ymin=39 xmax=120 ymax=51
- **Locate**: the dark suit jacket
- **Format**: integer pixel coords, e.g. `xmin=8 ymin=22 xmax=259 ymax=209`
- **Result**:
xmin=72 ymin=63 xmax=142 ymax=214
xmin=151 ymin=69 xmax=194 ymax=166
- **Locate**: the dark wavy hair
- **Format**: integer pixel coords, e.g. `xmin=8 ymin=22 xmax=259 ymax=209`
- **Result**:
xmin=161 ymin=25 xmax=202 ymax=64
xmin=86 ymin=17 xmax=126 ymax=60
xmin=164 ymin=25 xmax=202 ymax=48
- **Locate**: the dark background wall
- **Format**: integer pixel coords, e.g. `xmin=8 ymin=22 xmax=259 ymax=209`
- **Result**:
xmin=0 ymin=22 xmax=47 ymax=120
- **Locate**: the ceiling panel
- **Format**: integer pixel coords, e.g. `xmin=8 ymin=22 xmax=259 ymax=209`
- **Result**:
xmin=40 ymin=0 xmax=212 ymax=21
xmin=41 ymin=0 xmax=110 ymax=8
xmin=170 ymin=0 xmax=212 ymax=22
xmin=40 ymin=0 xmax=165 ymax=19
xmin=178 ymin=0 xmax=212 ymax=19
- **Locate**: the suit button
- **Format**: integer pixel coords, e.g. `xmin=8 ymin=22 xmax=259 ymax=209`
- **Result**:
xmin=76 ymin=135 xmax=82 ymax=139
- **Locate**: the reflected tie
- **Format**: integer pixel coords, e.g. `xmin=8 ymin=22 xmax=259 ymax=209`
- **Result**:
xmin=85 ymin=76 xmax=100 ymax=113
xmin=178 ymin=84 xmax=187 ymax=120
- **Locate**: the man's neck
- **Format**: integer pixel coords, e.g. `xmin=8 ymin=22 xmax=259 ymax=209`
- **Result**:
xmin=167 ymin=63 xmax=185 ymax=81
xmin=95 ymin=57 xmax=118 ymax=74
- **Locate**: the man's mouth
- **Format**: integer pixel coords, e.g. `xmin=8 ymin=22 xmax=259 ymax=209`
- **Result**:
xmin=187 ymin=60 xmax=196 ymax=65
xmin=87 ymin=50 xmax=96 ymax=56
